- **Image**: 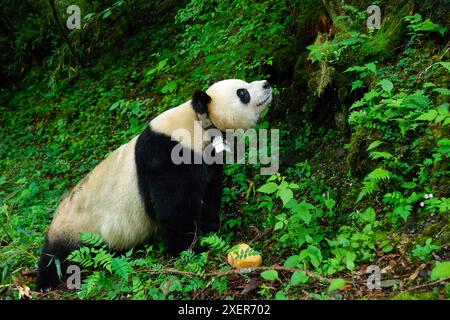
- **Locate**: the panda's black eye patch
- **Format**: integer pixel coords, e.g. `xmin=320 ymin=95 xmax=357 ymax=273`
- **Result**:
xmin=236 ymin=88 xmax=250 ymax=104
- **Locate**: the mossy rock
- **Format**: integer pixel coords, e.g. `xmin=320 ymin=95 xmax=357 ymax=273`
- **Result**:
xmin=417 ymin=216 xmax=450 ymax=245
xmin=347 ymin=126 xmax=380 ymax=177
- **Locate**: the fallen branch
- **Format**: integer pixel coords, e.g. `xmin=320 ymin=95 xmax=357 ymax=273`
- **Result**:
xmin=142 ymin=265 xmax=328 ymax=283
xmin=403 ymin=277 xmax=450 ymax=292
xmin=20 ymin=270 xmax=38 ymax=277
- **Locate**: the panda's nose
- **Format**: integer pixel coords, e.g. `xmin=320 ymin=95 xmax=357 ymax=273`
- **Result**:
xmin=263 ymin=81 xmax=271 ymax=89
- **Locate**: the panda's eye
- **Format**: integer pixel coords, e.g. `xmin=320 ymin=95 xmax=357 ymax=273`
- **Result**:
xmin=236 ymin=88 xmax=250 ymax=104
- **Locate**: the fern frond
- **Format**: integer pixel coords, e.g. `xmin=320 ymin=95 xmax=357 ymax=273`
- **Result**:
xmin=111 ymin=257 xmax=132 ymax=281
xmin=80 ymin=232 xmax=105 ymax=247
xmin=367 ymin=168 xmax=391 ymax=181
xmin=357 ymin=168 xmax=391 ymax=202
xmin=370 ymin=151 xmax=393 ymax=160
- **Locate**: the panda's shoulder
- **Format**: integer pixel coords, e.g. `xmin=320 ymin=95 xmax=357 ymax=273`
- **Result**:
xmin=135 ymin=124 xmax=177 ymax=168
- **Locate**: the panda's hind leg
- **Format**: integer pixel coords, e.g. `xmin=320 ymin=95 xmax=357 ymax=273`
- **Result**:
xmin=37 ymin=236 xmax=79 ymax=292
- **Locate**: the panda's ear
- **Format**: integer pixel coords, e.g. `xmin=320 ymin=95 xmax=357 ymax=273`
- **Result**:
xmin=192 ymin=91 xmax=212 ymax=114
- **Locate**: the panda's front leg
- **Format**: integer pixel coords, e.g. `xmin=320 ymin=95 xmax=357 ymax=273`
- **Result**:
xmin=147 ymin=173 xmax=205 ymax=254
xmin=199 ymin=164 xmax=223 ymax=234
xmin=156 ymin=211 xmax=201 ymax=254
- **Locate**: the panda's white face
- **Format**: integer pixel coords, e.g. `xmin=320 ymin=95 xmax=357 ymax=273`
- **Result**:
xmin=206 ymin=79 xmax=272 ymax=130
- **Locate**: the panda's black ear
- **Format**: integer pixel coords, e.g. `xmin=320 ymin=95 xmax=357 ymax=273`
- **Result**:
xmin=192 ymin=91 xmax=212 ymax=114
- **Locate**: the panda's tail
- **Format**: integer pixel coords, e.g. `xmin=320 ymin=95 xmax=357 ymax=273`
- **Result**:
xmin=37 ymin=237 xmax=78 ymax=292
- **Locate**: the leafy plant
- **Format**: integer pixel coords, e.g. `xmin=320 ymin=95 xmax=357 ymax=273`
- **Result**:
xmin=412 ymin=238 xmax=441 ymax=261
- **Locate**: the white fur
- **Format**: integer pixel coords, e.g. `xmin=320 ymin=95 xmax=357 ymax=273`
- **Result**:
xmin=48 ymin=136 xmax=156 ymax=249
xmin=207 ymin=79 xmax=272 ymax=131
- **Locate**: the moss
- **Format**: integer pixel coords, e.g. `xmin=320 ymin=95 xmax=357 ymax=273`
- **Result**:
xmin=416 ymin=216 xmax=450 ymax=246
xmin=392 ymin=291 xmax=435 ymax=300
xmin=430 ymin=125 xmax=450 ymax=196
xmin=359 ymin=3 xmax=412 ymax=59
xmin=346 ymin=126 xmax=380 ymax=178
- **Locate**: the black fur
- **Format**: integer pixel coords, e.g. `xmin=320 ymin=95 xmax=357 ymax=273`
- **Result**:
xmin=191 ymin=91 xmax=212 ymax=114
xmin=135 ymin=126 xmax=223 ymax=254
xmin=237 ymin=88 xmax=250 ymax=104
xmin=37 ymin=237 xmax=80 ymax=291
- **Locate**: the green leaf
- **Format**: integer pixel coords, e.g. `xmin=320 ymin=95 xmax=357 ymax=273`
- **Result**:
xmin=370 ymin=151 xmax=393 ymax=160
xmin=257 ymin=182 xmax=278 ymax=194
xmin=284 ymin=255 xmax=300 ymax=268
xmin=102 ymin=10 xmax=112 ymax=19
xmin=169 ymin=278 xmax=183 ymax=292
xmin=431 ymin=262 xmax=450 ymax=280
xmin=357 ymin=168 xmax=391 ymax=202
xmin=328 ymin=278 xmax=347 ymax=292
xmin=394 ymin=205 xmax=412 ymax=222
xmin=365 ymin=62 xmax=377 ymax=73
xmin=351 ymin=80 xmax=364 ymax=92
xmin=434 ymin=87 xmax=450 ymax=96
xmin=416 ymin=110 xmax=438 ymax=121
xmin=364 ymin=90 xmax=379 ymax=100
xmin=275 ymin=291 xmax=289 ymax=300
xmin=292 ymin=202 xmax=312 ymax=225
xmin=344 ymin=65 xmax=365 ymax=73
xmin=161 ymin=81 xmax=178 ymax=93
xmin=357 ymin=207 xmax=376 ymax=223
xmin=290 ymin=271 xmax=309 ymax=286
xmin=380 ymin=79 xmax=393 ymax=92
xmin=300 ymin=245 xmax=322 ymax=268
xmin=345 ymin=252 xmax=356 ymax=270
xmin=277 ymin=188 xmax=293 ymax=207
xmin=55 ymin=258 xmax=62 ymax=279
xmin=367 ymin=140 xmax=383 ymax=151
xmin=401 ymin=182 xmax=417 ymax=189
xmin=437 ymin=61 xmax=450 ymax=72
xmin=324 ymin=198 xmax=336 ymax=211
xmin=260 ymin=270 xmax=279 ymax=281
xmin=274 ymin=221 xmax=284 ymax=231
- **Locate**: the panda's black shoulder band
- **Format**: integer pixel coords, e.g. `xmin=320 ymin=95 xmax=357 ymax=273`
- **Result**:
xmin=192 ymin=90 xmax=211 ymax=115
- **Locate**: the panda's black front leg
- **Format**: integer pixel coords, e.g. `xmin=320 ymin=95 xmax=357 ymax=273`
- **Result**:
xmin=199 ymin=164 xmax=223 ymax=234
xmin=157 ymin=212 xmax=201 ymax=254
xmin=152 ymin=194 xmax=203 ymax=254
xmin=146 ymin=167 xmax=205 ymax=254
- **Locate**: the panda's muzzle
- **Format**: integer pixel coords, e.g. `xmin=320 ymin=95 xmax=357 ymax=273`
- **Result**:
xmin=257 ymin=92 xmax=272 ymax=107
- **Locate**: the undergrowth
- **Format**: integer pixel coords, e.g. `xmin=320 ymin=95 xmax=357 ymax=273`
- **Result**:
xmin=0 ymin=1 xmax=449 ymax=300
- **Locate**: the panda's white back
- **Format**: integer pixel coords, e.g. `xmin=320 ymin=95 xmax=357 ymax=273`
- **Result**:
xmin=47 ymin=136 xmax=156 ymax=249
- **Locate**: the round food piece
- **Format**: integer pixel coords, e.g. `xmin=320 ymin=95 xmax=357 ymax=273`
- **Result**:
xmin=227 ymin=243 xmax=262 ymax=269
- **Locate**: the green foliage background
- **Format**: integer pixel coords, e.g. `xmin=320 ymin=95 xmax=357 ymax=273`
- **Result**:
xmin=0 ymin=0 xmax=449 ymax=299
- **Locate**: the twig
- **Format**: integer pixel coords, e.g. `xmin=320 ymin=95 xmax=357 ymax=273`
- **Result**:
xmin=250 ymin=226 xmax=274 ymax=243
xmin=142 ymin=265 xmax=328 ymax=283
xmin=436 ymin=225 xmax=449 ymax=239
xmin=20 ymin=270 xmax=38 ymax=277
xmin=209 ymin=266 xmax=328 ymax=283
xmin=403 ymin=277 xmax=450 ymax=292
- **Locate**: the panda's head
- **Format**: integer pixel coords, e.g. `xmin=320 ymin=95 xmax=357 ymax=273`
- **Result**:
xmin=192 ymin=79 xmax=272 ymax=131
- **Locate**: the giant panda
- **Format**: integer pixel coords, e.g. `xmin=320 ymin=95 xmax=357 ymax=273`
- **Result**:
xmin=37 ymin=79 xmax=272 ymax=291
